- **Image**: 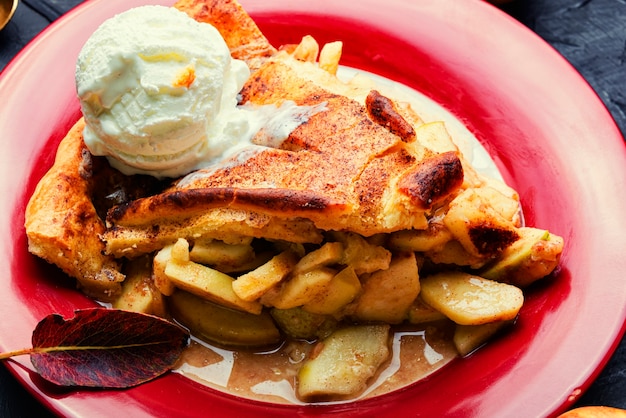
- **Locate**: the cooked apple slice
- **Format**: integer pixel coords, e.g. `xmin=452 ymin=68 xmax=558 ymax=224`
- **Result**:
xmin=330 ymin=232 xmax=391 ymax=274
xmin=261 ymin=267 xmax=336 ymax=310
xmin=232 ymin=250 xmax=298 ymax=301
xmin=169 ymin=290 xmax=280 ymax=348
xmin=297 ymin=324 xmax=390 ymax=402
xmin=351 ymin=252 xmax=420 ymax=323
xmin=112 ymin=256 xmax=166 ymax=317
xmin=302 ymin=266 xmax=361 ymax=315
xmin=453 ymin=321 xmax=512 ymax=356
xmin=291 ymin=242 xmax=344 ymax=276
xmin=152 ymin=244 xmax=176 ymax=296
xmin=407 ymin=296 xmax=447 ymax=325
xmin=388 ymin=223 xmax=453 ymax=252
xmin=443 ymin=188 xmax=520 ymax=259
xmin=270 ymin=307 xmax=337 ymax=340
xmin=189 ymin=239 xmax=255 ymax=268
xmin=164 ymin=239 xmax=262 ymax=314
xmin=480 ymin=227 xmax=564 ymax=287
xmin=420 ymin=271 xmax=523 ymax=325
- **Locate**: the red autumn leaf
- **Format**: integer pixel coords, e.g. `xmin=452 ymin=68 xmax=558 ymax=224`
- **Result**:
xmin=28 ymin=308 xmax=189 ymax=388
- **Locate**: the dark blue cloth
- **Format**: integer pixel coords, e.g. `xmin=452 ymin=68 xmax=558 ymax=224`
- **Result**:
xmin=0 ymin=1 xmax=84 ymax=70
xmin=1 ymin=0 xmax=625 ymax=416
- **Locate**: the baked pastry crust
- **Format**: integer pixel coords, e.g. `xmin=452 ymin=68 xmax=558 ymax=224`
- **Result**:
xmin=173 ymin=0 xmax=277 ymax=71
xmin=24 ymin=119 xmax=125 ymax=301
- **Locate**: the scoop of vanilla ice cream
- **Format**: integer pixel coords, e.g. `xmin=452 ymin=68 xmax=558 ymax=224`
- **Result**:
xmin=75 ymin=5 xmax=250 ymax=178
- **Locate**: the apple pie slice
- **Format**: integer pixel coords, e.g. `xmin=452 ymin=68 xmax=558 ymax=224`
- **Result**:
xmin=23 ymin=0 xmax=565 ymax=402
xmin=25 ymin=0 xmax=562 ymax=323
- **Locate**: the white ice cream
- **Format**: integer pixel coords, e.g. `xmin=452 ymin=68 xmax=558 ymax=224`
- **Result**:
xmin=75 ymin=5 xmax=252 ymax=178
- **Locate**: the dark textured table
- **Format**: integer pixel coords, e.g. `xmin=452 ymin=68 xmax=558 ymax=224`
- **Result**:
xmin=1 ymin=0 xmax=625 ymax=416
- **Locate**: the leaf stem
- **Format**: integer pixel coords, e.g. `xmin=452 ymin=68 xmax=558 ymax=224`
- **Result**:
xmin=0 ymin=347 xmax=35 ymax=360
xmin=0 ymin=340 xmax=174 ymax=361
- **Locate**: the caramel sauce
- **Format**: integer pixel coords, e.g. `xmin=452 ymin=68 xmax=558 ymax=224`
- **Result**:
xmin=174 ymin=321 xmax=457 ymax=404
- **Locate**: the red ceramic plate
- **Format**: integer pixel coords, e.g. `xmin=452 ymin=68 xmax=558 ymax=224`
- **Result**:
xmin=1 ymin=0 xmax=625 ymax=416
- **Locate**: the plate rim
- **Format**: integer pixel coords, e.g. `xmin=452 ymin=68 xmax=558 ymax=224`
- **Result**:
xmin=1 ymin=0 xmax=626 ymax=417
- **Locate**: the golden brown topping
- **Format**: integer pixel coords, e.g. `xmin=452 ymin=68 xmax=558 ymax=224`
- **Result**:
xmin=174 ymin=0 xmax=277 ymax=71
xmin=365 ymin=90 xmax=416 ymax=142
xmin=106 ymin=187 xmax=345 ymax=226
xmin=397 ymin=151 xmax=464 ymax=209
xmin=467 ymin=224 xmax=520 ymax=257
